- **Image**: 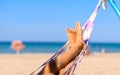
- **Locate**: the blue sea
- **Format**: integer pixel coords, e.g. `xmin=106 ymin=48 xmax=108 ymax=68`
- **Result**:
xmin=0 ymin=42 xmax=120 ymax=54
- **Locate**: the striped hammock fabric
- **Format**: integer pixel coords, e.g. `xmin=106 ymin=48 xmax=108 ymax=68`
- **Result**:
xmin=30 ymin=0 xmax=105 ymax=75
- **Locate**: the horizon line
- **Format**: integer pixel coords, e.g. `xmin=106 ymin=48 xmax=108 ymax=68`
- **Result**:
xmin=0 ymin=41 xmax=120 ymax=44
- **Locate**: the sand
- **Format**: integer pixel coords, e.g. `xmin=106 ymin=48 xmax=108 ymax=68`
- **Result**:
xmin=0 ymin=53 xmax=120 ymax=75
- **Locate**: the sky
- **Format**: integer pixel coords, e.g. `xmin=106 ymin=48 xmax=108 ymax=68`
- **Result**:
xmin=0 ymin=0 xmax=120 ymax=43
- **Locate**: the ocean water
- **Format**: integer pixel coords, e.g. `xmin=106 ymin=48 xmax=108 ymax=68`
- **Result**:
xmin=0 ymin=42 xmax=120 ymax=54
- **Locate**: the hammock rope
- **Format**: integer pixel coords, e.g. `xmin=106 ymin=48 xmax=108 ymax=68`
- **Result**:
xmin=30 ymin=0 xmax=105 ymax=75
xmin=108 ymin=0 xmax=120 ymax=17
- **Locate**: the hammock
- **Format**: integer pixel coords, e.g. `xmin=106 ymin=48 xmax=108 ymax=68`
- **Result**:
xmin=30 ymin=0 xmax=105 ymax=75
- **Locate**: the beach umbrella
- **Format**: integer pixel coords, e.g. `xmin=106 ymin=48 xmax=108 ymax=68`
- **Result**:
xmin=11 ymin=40 xmax=24 ymax=54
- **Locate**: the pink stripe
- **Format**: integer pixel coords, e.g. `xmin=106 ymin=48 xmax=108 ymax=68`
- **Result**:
xmin=86 ymin=21 xmax=94 ymax=30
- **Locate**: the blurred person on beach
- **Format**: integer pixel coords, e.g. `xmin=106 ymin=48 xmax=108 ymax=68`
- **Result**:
xmin=85 ymin=49 xmax=90 ymax=55
xmin=38 ymin=22 xmax=85 ymax=75
xmin=101 ymin=48 xmax=106 ymax=54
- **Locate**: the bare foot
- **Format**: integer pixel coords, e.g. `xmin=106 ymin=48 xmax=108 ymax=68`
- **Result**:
xmin=75 ymin=22 xmax=84 ymax=47
xmin=66 ymin=22 xmax=83 ymax=47
xmin=66 ymin=28 xmax=76 ymax=47
xmin=75 ymin=22 xmax=83 ymax=40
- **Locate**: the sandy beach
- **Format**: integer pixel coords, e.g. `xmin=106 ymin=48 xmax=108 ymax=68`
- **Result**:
xmin=0 ymin=53 xmax=120 ymax=75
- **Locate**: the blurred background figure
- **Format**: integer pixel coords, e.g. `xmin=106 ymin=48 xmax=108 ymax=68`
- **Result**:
xmin=85 ymin=49 xmax=90 ymax=55
xmin=101 ymin=48 xmax=106 ymax=54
